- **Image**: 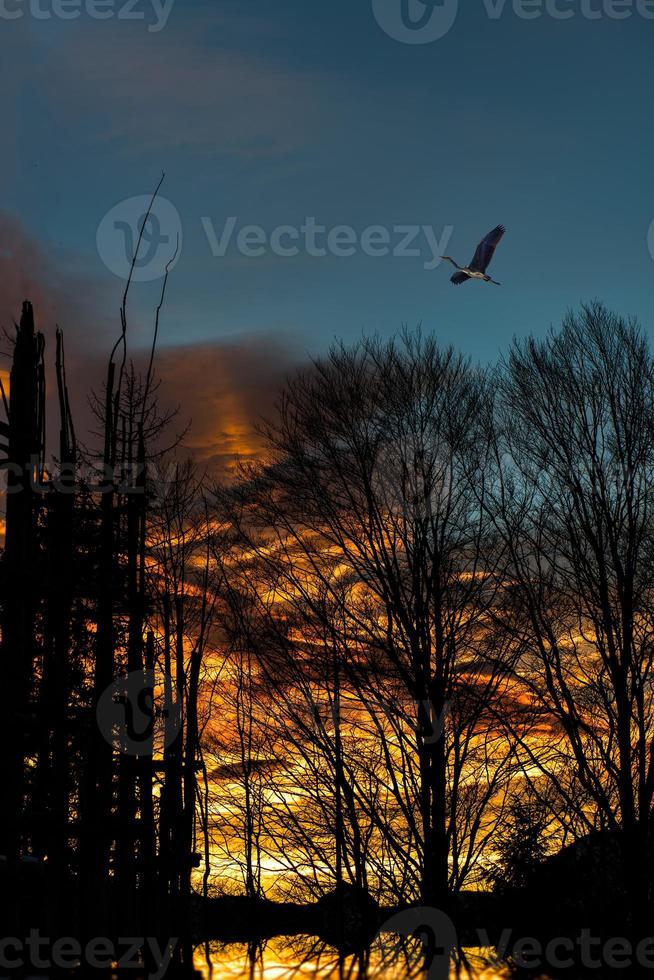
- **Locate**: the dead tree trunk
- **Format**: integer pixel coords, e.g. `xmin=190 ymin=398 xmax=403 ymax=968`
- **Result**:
xmin=35 ymin=329 xmax=77 ymax=932
xmin=0 ymin=301 xmax=45 ymax=930
xmin=81 ymin=359 xmax=117 ymax=934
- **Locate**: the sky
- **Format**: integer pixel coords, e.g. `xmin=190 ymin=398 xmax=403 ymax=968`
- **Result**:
xmin=2 ymin=0 xmax=654 ymax=469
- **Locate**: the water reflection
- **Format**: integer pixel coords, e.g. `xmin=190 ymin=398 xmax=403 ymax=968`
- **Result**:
xmin=194 ymin=935 xmax=519 ymax=979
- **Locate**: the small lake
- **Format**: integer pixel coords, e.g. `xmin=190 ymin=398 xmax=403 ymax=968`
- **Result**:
xmin=194 ymin=938 xmax=530 ymax=978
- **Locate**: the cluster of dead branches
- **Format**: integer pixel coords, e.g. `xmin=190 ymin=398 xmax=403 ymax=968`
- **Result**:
xmin=204 ymin=304 xmax=654 ymax=929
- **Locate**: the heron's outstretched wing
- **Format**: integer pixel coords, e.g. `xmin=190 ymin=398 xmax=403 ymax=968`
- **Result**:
xmin=470 ymin=224 xmax=505 ymax=273
xmin=450 ymin=271 xmax=470 ymax=285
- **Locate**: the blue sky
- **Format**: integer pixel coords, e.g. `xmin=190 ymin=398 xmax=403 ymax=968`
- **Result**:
xmin=2 ymin=0 xmax=654 ymax=460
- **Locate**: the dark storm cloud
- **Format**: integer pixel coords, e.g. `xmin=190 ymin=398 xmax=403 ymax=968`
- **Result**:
xmin=0 ymin=212 xmax=120 ymax=450
xmin=0 ymin=211 xmax=115 ymax=351
xmin=0 ymin=211 xmax=304 ymax=472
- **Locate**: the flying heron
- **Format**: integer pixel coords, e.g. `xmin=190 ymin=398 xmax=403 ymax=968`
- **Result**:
xmin=441 ymin=225 xmax=506 ymax=286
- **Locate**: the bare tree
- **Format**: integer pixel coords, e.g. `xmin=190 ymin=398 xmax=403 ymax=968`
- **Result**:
xmin=214 ymin=329 xmax=516 ymax=909
xmin=146 ymin=457 xmax=218 ymax=945
xmin=488 ymin=302 xmax=654 ymax=929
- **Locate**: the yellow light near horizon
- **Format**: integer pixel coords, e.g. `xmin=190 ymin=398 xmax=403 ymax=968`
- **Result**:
xmin=194 ymin=940 xmax=515 ymax=978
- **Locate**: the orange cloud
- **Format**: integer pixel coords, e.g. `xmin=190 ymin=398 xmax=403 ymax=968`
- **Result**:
xmin=0 ymin=213 xmax=304 ymax=476
xmin=156 ymin=333 xmax=306 ymax=479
